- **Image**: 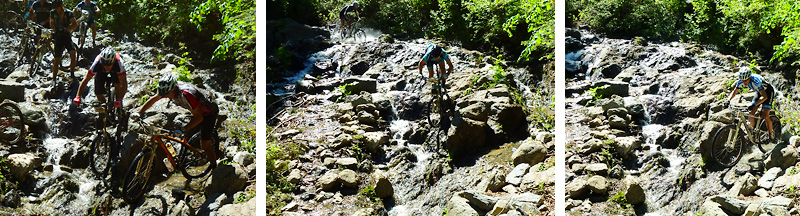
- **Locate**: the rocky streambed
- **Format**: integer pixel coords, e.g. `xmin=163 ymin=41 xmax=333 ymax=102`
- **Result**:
xmin=565 ymin=28 xmax=799 ymax=215
xmin=266 ymin=20 xmax=554 ymax=215
xmin=0 ymin=26 xmax=255 ymax=215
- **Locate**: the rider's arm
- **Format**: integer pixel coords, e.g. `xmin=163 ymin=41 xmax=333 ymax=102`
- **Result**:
xmin=445 ymin=59 xmax=454 ymax=74
xmin=417 ymin=60 xmax=426 ymax=76
xmin=726 ymin=85 xmax=739 ymax=102
xmin=185 ymin=107 xmax=204 ymax=132
xmin=48 ymin=17 xmax=55 ymax=31
xmin=76 ymin=73 xmax=94 ymax=97
xmin=27 ymin=7 xmax=35 ymax=21
xmin=138 ymin=95 xmax=163 ymax=115
xmin=67 ymin=16 xmax=78 ymax=32
xmin=117 ymin=74 xmax=128 ymax=102
xmin=355 ymin=11 xmax=360 ymax=20
xmin=755 ymin=89 xmax=768 ymax=106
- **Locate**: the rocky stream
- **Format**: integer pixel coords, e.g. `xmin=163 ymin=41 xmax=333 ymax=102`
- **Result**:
xmin=565 ymin=27 xmax=800 ymax=215
xmin=0 ymin=25 xmax=255 ymax=215
xmin=266 ymin=19 xmax=554 ymax=215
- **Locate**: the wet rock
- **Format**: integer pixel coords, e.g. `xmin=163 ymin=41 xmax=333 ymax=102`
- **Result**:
xmin=17 ymin=102 xmax=47 ymax=132
xmin=457 ymin=191 xmax=497 ymax=211
xmin=446 ymin=195 xmax=479 ymax=216
xmin=698 ymin=121 xmax=724 ymax=158
xmin=765 ymin=145 xmax=798 ymax=169
xmin=608 ymin=115 xmax=627 ymax=129
xmin=331 ymin=133 xmax=354 ymax=149
xmin=168 ymin=200 xmax=195 ymax=216
xmin=352 ymin=208 xmax=378 ymax=216
xmin=296 ymin=79 xmax=314 ymax=93
xmin=505 ymin=163 xmax=530 ymax=186
xmin=598 ymin=95 xmax=624 ymax=112
xmin=357 ymin=110 xmax=377 ymax=125
xmin=709 ymin=195 xmax=748 ymax=215
xmin=2 ymin=190 xmax=20 ymax=208
xmin=337 ymin=157 xmax=358 ymax=169
xmin=7 ymin=153 xmax=42 ymax=184
xmin=349 ymin=93 xmax=372 ymax=108
xmin=511 ymin=139 xmax=546 ymax=165
xmin=594 ymin=80 xmax=629 ymax=98
xmin=623 ymin=97 xmax=645 ymax=119
xmin=758 ymin=167 xmax=783 ymax=189
xmin=0 ymin=80 xmax=25 ymax=102
xmin=287 ymin=169 xmax=303 ymax=184
xmin=459 ymin=102 xmax=489 ymax=122
xmin=372 ymin=171 xmax=394 ymax=199
xmin=675 ymin=96 xmax=713 ymax=118
xmin=622 ymin=176 xmax=644 ymax=204
xmin=585 ymin=163 xmax=608 ymax=176
xmin=317 ymin=171 xmax=339 ymax=191
xmin=698 ymin=198 xmax=728 ymax=216
xmin=446 ymin=116 xmax=487 ymax=159
xmin=587 ymin=175 xmax=608 ymax=194
xmin=339 ymin=169 xmax=359 ymax=188
xmin=728 ymin=173 xmax=757 ymax=196
xmin=350 ymin=61 xmax=370 ymax=75
xmin=205 ymin=164 xmax=248 ymax=196
xmin=197 ymin=193 xmax=231 ymax=216
xmin=613 ymin=136 xmax=640 ymax=158
xmin=709 ymin=109 xmax=734 ymax=124
xmin=342 ymin=77 xmax=377 ymax=93
xmin=580 ymin=138 xmax=603 ymax=154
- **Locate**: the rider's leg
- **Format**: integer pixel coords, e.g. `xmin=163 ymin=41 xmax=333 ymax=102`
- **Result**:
xmin=748 ymin=108 xmax=757 ymax=129
xmin=52 ymin=57 xmax=60 ymax=81
xmin=95 ymin=74 xmax=107 ymax=104
xmin=90 ymin=23 xmax=97 ymax=45
xmin=68 ymin=49 xmax=77 ymax=77
xmin=200 ymin=113 xmax=218 ymax=168
xmin=763 ymin=108 xmax=773 ymax=138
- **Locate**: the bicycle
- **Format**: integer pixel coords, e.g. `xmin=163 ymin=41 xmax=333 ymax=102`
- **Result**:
xmin=422 ymin=65 xmax=451 ymax=148
xmin=27 ymin=22 xmax=53 ymax=76
xmin=338 ymin=19 xmax=366 ymax=42
xmin=2 ymin=10 xmax=25 ymax=33
xmin=14 ymin=21 xmax=37 ymax=67
xmin=87 ymin=79 xmax=128 ymax=177
xmin=121 ymin=120 xmax=215 ymax=204
xmin=0 ymin=100 xmax=25 ymax=145
xmin=711 ymin=104 xmax=781 ymax=167
xmin=72 ymin=9 xmax=90 ymax=50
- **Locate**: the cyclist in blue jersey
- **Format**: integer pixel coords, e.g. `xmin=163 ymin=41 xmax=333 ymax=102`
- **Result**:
xmin=73 ymin=0 xmax=100 ymax=47
xmin=49 ymin=0 xmax=78 ymax=80
xmin=724 ymin=67 xmax=776 ymax=140
xmin=339 ymin=1 xmax=360 ymax=32
xmin=417 ymin=44 xmax=454 ymax=83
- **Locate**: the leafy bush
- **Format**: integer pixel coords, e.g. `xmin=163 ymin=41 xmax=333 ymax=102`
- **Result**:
xmin=574 ymin=0 xmax=687 ymax=39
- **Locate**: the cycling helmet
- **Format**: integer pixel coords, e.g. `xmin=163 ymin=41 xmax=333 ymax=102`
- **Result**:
xmin=738 ymin=67 xmax=751 ymax=81
xmin=353 ymin=1 xmax=359 ymax=7
xmin=100 ymin=47 xmax=116 ymax=66
xmin=157 ymin=73 xmax=178 ymax=96
xmin=429 ymin=44 xmax=443 ymax=59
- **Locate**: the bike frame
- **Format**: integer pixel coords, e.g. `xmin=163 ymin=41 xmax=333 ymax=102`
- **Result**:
xmin=729 ymin=106 xmax=768 ymax=144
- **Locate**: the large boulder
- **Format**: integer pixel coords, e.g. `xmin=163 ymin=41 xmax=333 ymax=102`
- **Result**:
xmin=217 ymin=198 xmax=255 ymax=216
xmin=457 ymin=191 xmax=497 ymax=211
xmin=511 ymin=140 xmax=547 ymax=165
xmin=698 ymin=121 xmax=725 ymax=159
xmin=711 ymin=195 xmax=749 ymax=215
xmin=758 ymin=167 xmax=783 ymax=189
xmin=317 ymin=171 xmax=339 ymax=192
xmin=765 ymin=145 xmax=798 ymax=169
xmin=566 ymin=178 xmax=589 ymax=199
xmin=204 ymin=164 xmax=249 ymax=196
xmin=7 ymin=153 xmax=42 ymax=184
xmin=446 ymin=195 xmax=479 ymax=216
xmin=505 ymin=163 xmax=530 ymax=186
xmin=372 ymin=171 xmax=394 ymax=199
xmin=0 ymin=80 xmax=25 ymax=102
xmin=621 ymin=176 xmax=645 ymax=204
xmin=697 ymin=198 xmax=729 ymax=216
xmin=363 ymin=132 xmax=389 ymax=155
xmin=342 ymin=77 xmax=378 ymax=93
xmin=350 ymin=61 xmax=370 ymax=75
xmin=338 ymin=169 xmax=359 ymax=188
xmin=587 ymin=175 xmax=608 ymax=194
xmin=446 ymin=116 xmax=487 ymax=159
xmin=728 ymin=173 xmax=758 ymax=196
xmin=613 ymin=136 xmax=641 ymax=159
xmin=594 ymin=80 xmax=629 ymax=98
xmin=487 ymin=103 xmax=529 ymax=142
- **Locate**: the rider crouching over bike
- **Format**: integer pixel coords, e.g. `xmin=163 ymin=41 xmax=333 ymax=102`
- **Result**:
xmin=339 ymin=1 xmax=360 ymax=32
xmin=27 ymin=0 xmax=52 ymax=40
xmin=418 ymin=44 xmax=454 ymax=84
xmin=49 ymin=0 xmax=78 ymax=80
xmin=136 ymin=73 xmax=220 ymax=169
xmin=73 ymin=47 xmax=128 ymax=108
xmin=725 ymin=66 xmax=776 ymax=141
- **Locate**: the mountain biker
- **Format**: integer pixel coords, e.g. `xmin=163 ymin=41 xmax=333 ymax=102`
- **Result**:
xmin=339 ymin=1 xmax=361 ymax=32
xmin=49 ymin=0 xmax=78 ymax=80
xmin=418 ymin=44 xmax=454 ymax=84
xmin=724 ymin=66 xmax=776 ymax=141
xmin=136 ymin=73 xmax=220 ymax=169
xmin=27 ymin=0 xmax=52 ymax=28
xmin=73 ymin=47 xmax=128 ymax=108
xmin=73 ymin=0 xmax=100 ymax=47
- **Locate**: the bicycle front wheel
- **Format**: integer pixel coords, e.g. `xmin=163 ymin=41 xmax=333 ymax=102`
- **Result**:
xmin=122 ymin=149 xmax=154 ymax=204
xmin=179 ymin=134 xmax=212 ymax=179
xmin=78 ymin=23 xmax=86 ymax=50
xmin=757 ymin=115 xmax=782 ymax=153
xmin=89 ymin=132 xmax=111 ymax=176
xmin=711 ymin=124 xmax=745 ymax=167
xmin=0 ymin=102 xmax=25 ymax=145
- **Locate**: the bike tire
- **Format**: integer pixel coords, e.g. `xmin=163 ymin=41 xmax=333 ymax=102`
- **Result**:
xmin=78 ymin=23 xmax=86 ymax=50
xmin=28 ymin=45 xmax=42 ymax=76
xmin=15 ymin=31 xmax=30 ymax=67
xmin=0 ymin=102 xmax=25 ymax=145
xmin=122 ymin=148 xmax=154 ymax=204
xmin=757 ymin=115 xmax=782 ymax=153
xmin=179 ymin=133 xmax=213 ymax=179
xmin=89 ymin=132 xmax=111 ymax=176
xmin=711 ymin=124 xmax=745 ymax=167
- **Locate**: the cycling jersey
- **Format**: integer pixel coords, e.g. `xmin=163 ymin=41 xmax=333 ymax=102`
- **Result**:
xmin=50 ymin=9 xmax=74 ymax=33
xmin=422 ymin=44 xmax=450 ymax=70
xmin=88 ymin=53 xmax=126 ymax=76
xmin=31 ymin=0 xmax=52 ymax=26
xmin=74 ymin=1 xmax=97 ymax=24
xmin=172 ymin=82 xmax=219 ymax=117
xmin=339 ymin=5 xmax=356 ymax=21
xmin=735 ymin=74 xmax=774 ymax=110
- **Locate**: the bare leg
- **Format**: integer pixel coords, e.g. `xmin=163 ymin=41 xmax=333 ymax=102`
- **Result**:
xmin=69 ymin=50 xmax=77 ymax=77
xmin=52 ymin=57 xmax=60 ymax=81
xmin=202 ymin=139 xmax=217 ymax=168
xmin=763 ymin=109 xmax=773 ymax=138
xmin=748 ymin=109 xmax=757 ymax=129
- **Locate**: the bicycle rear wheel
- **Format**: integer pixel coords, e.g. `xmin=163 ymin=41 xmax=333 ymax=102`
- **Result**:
xmin=179 ymin=133 xmax=212 ymax=179
xmin=78 ymin=23 xmax=87 ymax=50
xmin=711 ymin=124 xmax=745 ymax=167
xmin=757 ymin=115 xmax=781 ymax=153
xmin=89 ymin=132 xmax=111 ymax=176
xmin=28 ymin=45 xmax=42 ymax=76
xmin=0 ymin=102 xmax=25 ymax=145
xmin=122 ymin=148 xmax=154 ymax=204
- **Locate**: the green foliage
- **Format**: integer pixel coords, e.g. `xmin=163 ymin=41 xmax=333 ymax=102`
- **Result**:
xmin=765 ymin=1 xmax=800 ymax=64
xmin=502 ymin=0 xmax=555 ymax=62
xmin=776 ymin=94 xmax=800 ymax=136
xmin=610 ymin=192 xmax=632 ymax=208
xmin=264 ymin=136 xmax=305 ymax=215
xmin=359 ymin=185 xmax=379 ymax=201
xmin=337 ymin=83 xmax=354 ymax=96
xmin=235 ymin=190 xmax=255 ymax=203
xmin=789 ymin=167 xmax=798 ymax=175
xmin=573 ymin=0 xmax=687 ymax=39
xmin=0 ymin=159 xmax=13 ymax=194
xmin=173 ymin=51 xmax=194 ymax=82
xmin=192 ymin=0 xmax=256 ymax=62
xmin=587 ymin=86 xmax=606 ymax=105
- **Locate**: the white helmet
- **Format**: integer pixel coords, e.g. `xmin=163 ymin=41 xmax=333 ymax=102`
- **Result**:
xmin=157 ymin=73 xmax=177 ymax=96
xmin=738 ymin=67 xmax=751 ymax=81
xmin=100 ymin=47 xmax=116 ymax=66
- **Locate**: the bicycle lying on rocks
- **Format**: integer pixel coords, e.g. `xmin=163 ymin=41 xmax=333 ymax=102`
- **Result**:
xmin=122 ymin=120 xmax=215 ymax=204
xmin=711 ymin=104 xmax=781 ymax=167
